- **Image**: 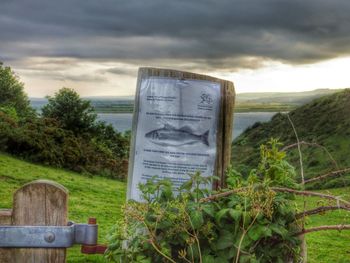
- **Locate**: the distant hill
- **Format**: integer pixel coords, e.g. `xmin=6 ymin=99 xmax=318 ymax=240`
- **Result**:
xmin=237 ymin=88 xmax=343 ymax=105
xmin=29 ymin=96 xmax=134 ymax=113
xmin=231 ymin=89 xmax=350 ymax=189
xmin=30 ymin=88 xmax=343 ymax=113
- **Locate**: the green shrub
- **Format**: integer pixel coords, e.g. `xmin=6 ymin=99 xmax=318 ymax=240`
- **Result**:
xmin=0 ymin=112 xmax=128 ymax=179
xmin=106 ymin=140 xmax=302 ymax=262
xmin=42 ymin=87 xmax=97 ymax=135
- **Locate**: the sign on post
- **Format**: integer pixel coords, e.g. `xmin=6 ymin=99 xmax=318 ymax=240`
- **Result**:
xmin=127 ymin=68 xmax=235 ymax=201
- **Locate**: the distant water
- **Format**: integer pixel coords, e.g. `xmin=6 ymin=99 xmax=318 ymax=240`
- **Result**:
xmin=98 ymin=113 xmax=133 ymax=133
xmin=97 ymin=112 xmax=277 ymax=140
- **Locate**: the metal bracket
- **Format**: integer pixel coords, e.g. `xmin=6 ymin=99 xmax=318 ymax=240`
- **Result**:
xmin=0 ymin=221 xmax=97 ymax=248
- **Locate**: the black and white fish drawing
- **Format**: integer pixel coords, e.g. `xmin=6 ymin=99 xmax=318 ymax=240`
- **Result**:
xmin=145 ymin=124 xmax=209 ymax=147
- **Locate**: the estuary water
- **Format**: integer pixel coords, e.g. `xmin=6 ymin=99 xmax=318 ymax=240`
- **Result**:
xmin=97 ymin=112 xmax=278 ymax=141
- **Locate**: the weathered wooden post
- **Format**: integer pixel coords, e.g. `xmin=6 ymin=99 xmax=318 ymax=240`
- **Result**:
xmin=0 ymin=180 xmax=68 ymax=263
xmin=0 ymin=180 xmax=107 ymax=262
xmin=127 ymin=68 xmax=235 ymax=200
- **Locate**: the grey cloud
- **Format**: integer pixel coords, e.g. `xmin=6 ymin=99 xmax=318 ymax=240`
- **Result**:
xmin=19 ymin=68 xmax=108 ymax=83
xmin=102 ymin=67 xmax=137 ymax=76
xmin=1 ymin=0 xmax=350 ymax=70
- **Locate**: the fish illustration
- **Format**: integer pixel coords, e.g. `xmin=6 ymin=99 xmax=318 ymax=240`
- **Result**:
xmin=145 ymin=124 xmax=209 ymax=147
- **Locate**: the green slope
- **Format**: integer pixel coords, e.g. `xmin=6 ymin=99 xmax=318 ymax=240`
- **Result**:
xmin=1 ymin=153 xmax=350 ymax=262
xmin=232 ymin=89 xmax=350 ymax=189
xmin=0 ymin=152 xmax=126 ymax=263
xmin=237 ymin=88 xmax=343 ymax=105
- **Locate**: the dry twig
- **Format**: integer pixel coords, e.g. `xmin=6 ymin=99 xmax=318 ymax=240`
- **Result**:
xmin=295 ymin=225 xmax=350 ymax=236
xmin=281 ymin=141 xmax=338 ymax=169
xmin=304 ymin=167 xmax=350 ymax=184
xmin=200 ymin=187 xmax=350 ymax=207
xmin=295 ymin=205 xmax=350 ymax=219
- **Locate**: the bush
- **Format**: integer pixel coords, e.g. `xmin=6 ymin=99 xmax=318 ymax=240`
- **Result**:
xmin=0 ymin=66 xmax=130 ymax=179
xmin=42 ymin=87 xmax=97 ymax=135
xmin=0 ymin=112 xmax=128 ymax=179
xmin=106 ymin=140 xmax=302 ymax=262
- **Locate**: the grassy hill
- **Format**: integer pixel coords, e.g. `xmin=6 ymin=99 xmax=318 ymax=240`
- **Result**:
xmin=0 ymin=152 xmax=126 ymax=263
xmin=237 ymin=88 xmax=343 ymax=105
xmin=232 ymin=89 xmax=350 ymax=189
xmin=1 ymin=153 xmax=350 ymax=262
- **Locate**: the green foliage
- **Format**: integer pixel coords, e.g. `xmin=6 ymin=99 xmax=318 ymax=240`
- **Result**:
xmin=1 ymin=153 xmax=349 ymax=262
xmin=0 ymin=111 xmax=128 ymax=179
xmin=0 ymin=62 xmax=34 ymax=118
xmin=0 ymin=79 xmax=129 ymax=179
xmin=42 ymin=87 xmax=97 ymax=135
xmin=106 ymin=140 xmax=302 ymax=262
xmin=232 ymin=89 xmax=350 ymax=189
xmin=0 ymin=152 xmax=126 ymax=263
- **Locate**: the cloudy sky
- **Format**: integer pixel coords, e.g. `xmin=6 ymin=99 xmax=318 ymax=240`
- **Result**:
xmin=1 ymin=0 xmax=350 ymax=97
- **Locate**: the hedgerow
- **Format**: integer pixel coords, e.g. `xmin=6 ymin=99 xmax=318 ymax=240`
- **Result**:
xmin=106 ymin=139 xmax=350 ymax=262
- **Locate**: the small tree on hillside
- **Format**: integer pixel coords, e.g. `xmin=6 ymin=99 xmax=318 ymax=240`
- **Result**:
xmin=0 ymin=62 xmax=34 ymax=118
xmin=42 ymin=87 xmax=97 ymax=135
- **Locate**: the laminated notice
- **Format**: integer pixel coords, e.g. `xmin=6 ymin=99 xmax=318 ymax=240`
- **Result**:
xmin=128 ymin=76 xmax=221 ymax=201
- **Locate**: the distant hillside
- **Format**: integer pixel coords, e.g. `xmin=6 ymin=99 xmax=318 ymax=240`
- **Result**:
xmin=237 ymin=88 xmax=343 ymax=105
xmin=30 ymin=88 xmax=343 ymax=113
xmin=30 ymin=97 xmax=134 ymax=113
xmin=231 ymin=89 xmax=350 ymax=189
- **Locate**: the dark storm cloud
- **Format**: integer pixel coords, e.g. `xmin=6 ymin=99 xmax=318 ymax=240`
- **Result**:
xmin=1 ymin=0 xmax=350 ymax=69
xmin=102 ymin=67 xmax=137 ymax=76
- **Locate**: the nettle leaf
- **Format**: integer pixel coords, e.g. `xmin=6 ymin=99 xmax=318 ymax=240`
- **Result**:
xmin=180 ymin=179 xmax=193 ymax=191
xmin=202 ymin=254 xmax=215 ymax=263
xmin=227 ymin=195 xmax=241 ymax=208
xmin=228 ymin=209 xmax=242 ymax=221
xmin=202 ymin=203 xmax=215 ymax=217
xmin=190 ymin=209 xmax=204 ymax=229
xmin=242 ymin=212 xmax=252 ymax=228
xmin=216 ymin=229 xmax=234 ymax=250
xmin=247 ymin=224 xmax=272 ymax=241
xmin=136 ymin=255 xmax=151 ymax=263
xmin=215 ymin=208 xmax=230 ymax=224
xmin=270 ymin=223 xmax=288 ymax=238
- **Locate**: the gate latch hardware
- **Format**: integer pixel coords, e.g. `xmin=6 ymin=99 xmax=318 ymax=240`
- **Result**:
xmin=0 ymin=219 xmax=97 ymax=248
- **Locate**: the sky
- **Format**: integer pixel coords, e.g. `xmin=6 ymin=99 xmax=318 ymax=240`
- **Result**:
xmin=1 ymin=0 xmax=350 ymax=97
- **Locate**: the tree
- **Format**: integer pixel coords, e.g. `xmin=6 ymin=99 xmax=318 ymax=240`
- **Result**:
xmin=0 ymin=62 xmax=34 ymax=118
xmin=42 ymin=87 xmax=97 ymax=135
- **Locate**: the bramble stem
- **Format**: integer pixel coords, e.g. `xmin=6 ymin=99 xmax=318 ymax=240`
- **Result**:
xmin=295 ymin=225 xmax=350 ymax=236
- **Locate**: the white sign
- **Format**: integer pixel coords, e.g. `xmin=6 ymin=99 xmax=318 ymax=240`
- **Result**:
xmin=128 ymin=76 xmax=221 ymax=201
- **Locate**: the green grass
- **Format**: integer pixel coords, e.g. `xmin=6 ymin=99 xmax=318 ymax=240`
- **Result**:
xmin=0 ymin=152 xmax=126 ymax=263
xmin=1 ymin=153 xmax=350 ymax=262
xmin=296 ymin=188 xmax=350 ymax=262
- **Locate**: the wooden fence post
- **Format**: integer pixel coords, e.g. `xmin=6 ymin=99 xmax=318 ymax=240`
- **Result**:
xmin=0 ymin=209 xmax=12 ymax=263
xmin=0 ymin=180 xmax=68 ymax=263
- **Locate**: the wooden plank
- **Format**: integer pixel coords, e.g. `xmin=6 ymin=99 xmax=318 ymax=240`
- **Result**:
xmin=222 ymin=82 xmax=236 ymax=188
xmin=127 ymin=67 xmax=235 ymax=192
xmin=0 ymin=209 xmax=12 ymax=263
xmin=11 ymin=180 xmax=68 ymax=263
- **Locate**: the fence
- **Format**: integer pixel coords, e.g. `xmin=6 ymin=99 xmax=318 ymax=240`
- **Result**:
xmin=0 ymin=180 xmax=105 ymax=263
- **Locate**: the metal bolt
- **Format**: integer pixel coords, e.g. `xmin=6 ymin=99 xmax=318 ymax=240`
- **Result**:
xmin=44 ymin=232 xmax=55 ymax=243
xmin=88 ymin=218 xmax=97 ymax=225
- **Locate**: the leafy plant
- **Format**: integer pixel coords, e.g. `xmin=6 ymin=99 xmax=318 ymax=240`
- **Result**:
xmin=0 ymin=62 xmax=35 ymax=118
xmin=42 ymin=87 xmax=97 ymax=135
xmin=106 ymin=139 xmax=303 ymax=262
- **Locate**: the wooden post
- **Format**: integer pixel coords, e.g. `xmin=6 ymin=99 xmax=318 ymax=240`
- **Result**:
xmin=0 ymin=209 xmax=12 ymax=263
xmin=128 ymin=68 xmax=235 ymax=191
xmin=0 ymin=180 xmax=68 ymax=263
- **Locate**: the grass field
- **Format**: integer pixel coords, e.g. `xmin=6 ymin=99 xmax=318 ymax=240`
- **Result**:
xmin=0 ymin=152 xmax=124 ymax=262
xmin=0 ymin=153 xmax=349 ymax=262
